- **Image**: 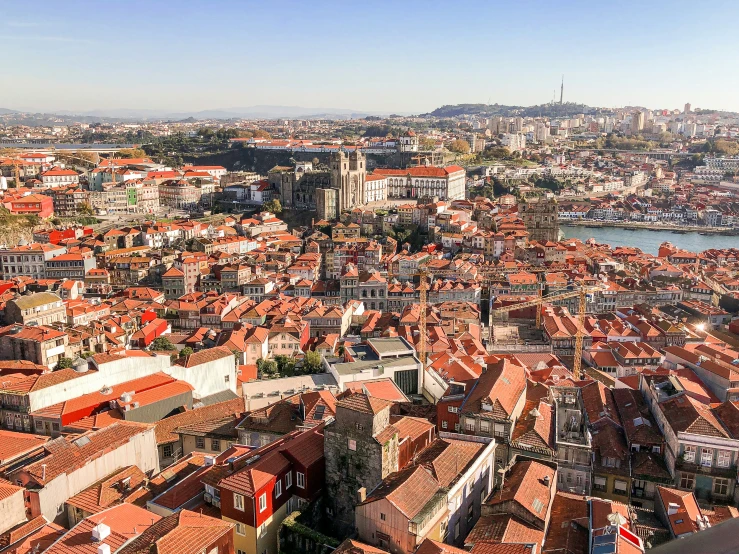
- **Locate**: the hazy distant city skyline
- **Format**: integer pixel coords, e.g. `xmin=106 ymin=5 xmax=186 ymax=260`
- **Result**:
xmin=4 ymin=0 xmax=739 ymax=115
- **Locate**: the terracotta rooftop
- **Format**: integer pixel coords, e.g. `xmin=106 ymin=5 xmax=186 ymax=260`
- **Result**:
xmin=15 ymin=421 xmax=152 ymax=485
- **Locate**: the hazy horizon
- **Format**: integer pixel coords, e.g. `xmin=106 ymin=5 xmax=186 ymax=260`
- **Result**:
xmin=4 ymin=0 xmax=738 ymax=115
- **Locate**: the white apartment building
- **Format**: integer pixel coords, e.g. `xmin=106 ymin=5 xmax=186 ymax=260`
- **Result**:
xmin=501 ymin=133 xmax=526 ymax=152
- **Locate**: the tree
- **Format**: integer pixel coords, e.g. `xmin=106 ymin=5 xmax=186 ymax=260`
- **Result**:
xmin=302 ymin=350 xmax=323 ymax=375
xmin=448 ymin=139 xmax=471 ymax=154
xmin=118 ymin=148 xmax=147 ymax=159
xmin=252 ymin=129 xmax=271 ymax=139
xmin=57 ymin=357 xmax=74 ymax=369
xmin=180 ymin=346 xmax=194 ymax=358
xmin=483 ymin=146 xmax=511 ymax=160
xmin=274 ymin=355 xmax=296 ymax=377
xmin=257 ymin=358 xmax=278 ymax=378
xmin=262 ymin=199 xmax=282 ymax=214
xmin=150 ymin=336 xmax=176 ymax=352
xmin=78 ymin=202 xmax=94 ymax=216
xmin=419 ymin=138 xmax=436 ymax=151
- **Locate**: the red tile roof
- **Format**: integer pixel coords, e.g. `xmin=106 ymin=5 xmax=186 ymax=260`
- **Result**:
xmin=45 ymin=504 xmax=161 ymax=554
xmin=117 ymin=510 xmax=233 ymax=554
xmin=16 ymin=421 xmax=152 ymax=485
xmin=360 ymin=464 xmax=441 ymax=519
xmin=0 ymin=430 xmax=49 ymax=464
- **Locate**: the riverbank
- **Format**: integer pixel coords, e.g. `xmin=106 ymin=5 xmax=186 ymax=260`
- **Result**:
xmin=562 ymin=225 xmax=739 ymax=256
xmin=561 ymin=220 xmax=739 ymax=236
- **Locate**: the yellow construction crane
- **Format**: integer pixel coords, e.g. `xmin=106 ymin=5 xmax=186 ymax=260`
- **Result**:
xmin=488 ymin=284 xmax=601 ymax=378
xmin=385 ymin=262 xmax=564 ymax=365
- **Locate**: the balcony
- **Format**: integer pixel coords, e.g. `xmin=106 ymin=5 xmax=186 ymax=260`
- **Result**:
xmin=675 ymin=458 xmax=737 ymax=480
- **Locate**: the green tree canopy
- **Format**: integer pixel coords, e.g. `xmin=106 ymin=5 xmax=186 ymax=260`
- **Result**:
xmin=448 ymin=139 xmax=471 ymax=154
xmin=262 ymin=199 xmax=282 ymax=214
xmin=302 ymin=350 xmax=323 ymax=375
xmin=274 ymin=355 xmax=296 ymax=377
xmin=150 ymin=337 xmax=176 ymax=352
xmin=257 ymin=358 xmax=278 ymax=378
xmin=57 ymin=357 xmax=74 ymax=369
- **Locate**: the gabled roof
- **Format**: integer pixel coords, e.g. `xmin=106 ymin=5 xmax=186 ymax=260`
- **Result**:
xmin=462 ymin=359 xmax=526 ymax=420
xmin=336 ymin=393 xmax=393 ymax=415
xmin=486 ymin=460 xmax=555 ymax=525
xmin=116 ymin=510 xmax=232 ymax=554
xmin=359 ymin=464 xmax=441 ymax=520
xmin=154 ymin=397 xmax=244 ymax=445
xmin=413 ymin=438 xmax=484 ymax=488
xmin=16 ymin=422 xmax=152 ymax=486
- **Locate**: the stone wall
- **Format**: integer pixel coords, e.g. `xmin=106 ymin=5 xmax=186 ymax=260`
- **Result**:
xmin=323 ymin=405 xmax=399 ymax=536
xmin=278 ymin=498 xmax=339 ymax=554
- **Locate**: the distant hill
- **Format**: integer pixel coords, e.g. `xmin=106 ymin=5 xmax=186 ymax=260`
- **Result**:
xmin=425 ymin=102 xmax=598 ymax=118
xmin=0 ymin=105 xmax=396 ymax=125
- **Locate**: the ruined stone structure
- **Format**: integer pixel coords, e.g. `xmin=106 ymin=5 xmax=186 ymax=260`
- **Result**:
xmin=323 ymin=394 xmax=399 ymax=536
xmin=520 ymin=196 xmax=560 ymax=243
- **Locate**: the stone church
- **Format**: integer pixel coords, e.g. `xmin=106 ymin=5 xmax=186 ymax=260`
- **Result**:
xmin=521 ymin=196 xmax=560 ymax=242
xmin=268 ymin=149 xmax=366 ymax=220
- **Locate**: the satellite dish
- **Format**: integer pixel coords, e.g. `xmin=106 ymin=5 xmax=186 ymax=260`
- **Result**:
xmin=607 ymin=512 xmax=627 ymax=527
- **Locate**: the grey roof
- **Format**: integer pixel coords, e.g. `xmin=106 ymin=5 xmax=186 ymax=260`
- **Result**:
xmin=195 ymin=389 xmax=239 ymax=407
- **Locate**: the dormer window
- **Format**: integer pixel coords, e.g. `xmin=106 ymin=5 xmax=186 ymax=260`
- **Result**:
xmin=481 ymin=401 xmax=493 ymax=412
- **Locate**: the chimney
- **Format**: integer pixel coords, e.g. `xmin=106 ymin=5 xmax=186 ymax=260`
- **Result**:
xmin=41 ymin=464 xmax=46 ymax=481
xmin=667 ymin=502 xmax=679 ymax=516
xmin=357 ymin=487 xmax=367 ymax=503
xmin=92 ymin=523 xmax=111 ymax=541
xmin=543 ymin=475 xmax=550 ymax=486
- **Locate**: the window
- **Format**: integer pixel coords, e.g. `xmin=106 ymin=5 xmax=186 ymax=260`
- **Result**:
xmin=717 ymin=450 xmax=731 ymax=468
xmin=275 ymin=480 xmax=282 ymax=498
xmin=235 ymin=523 xmax=246 ymax=536
xmin=454 ymin=521 xmax=460 ymax=539
xmin=480 ymin=421 xmax=490 ymax=433
xmin=447 ymin=406 xmax=458 ymax=413
xmin=465 ymin=418 xmax=475 ymax=432
xmin=679 ymin=474 xmax=695 ymax=490
xmin=494 ymin=423 xmax=505 ymax=437
xmin=195 ymin=437 xmax=205 ymax=450
xmin=211 ymin=439 xmax=221 ymax=451
xmin=163 ymin=444 xmax=173 ymax=458
xmin=380 ymin=512 xmax=386 ymax=521
xmin=714 ymin=478 xmax=729 ymax=496
xmin=297 ymin=472 xmax=305 ymax=488
xmin=348 ymin=439 xmax=357 ymax=451
xmin=259 ymin=493 xmax=267 ymax=512
xmin=285 ymin=472 xmax=292 ymax=489
xmin=683 ymin=445 xmax=696 ymax=463
xmin=441 ymin=421 xmax=448 ymax=429
xmin=35 ymin=420 xmax=43 ymax=431
xmin=467 ymin=503 xmax=474 ymax=522
xmin=593 ymin=476 xmax=607 ymax=491
xmin=613 ymin=480 xmax=627 ymax=493
xmin=259 ymin=523 xmax=267 ymax=538
xmin=701 ymin=448 xmax=713 ymax=467
xmin=652 ymin=445 xmax=661 ymax=454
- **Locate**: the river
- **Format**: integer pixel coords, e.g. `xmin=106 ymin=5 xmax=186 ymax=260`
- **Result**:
xmin=562 ymin=225 xmax=739 ymax=256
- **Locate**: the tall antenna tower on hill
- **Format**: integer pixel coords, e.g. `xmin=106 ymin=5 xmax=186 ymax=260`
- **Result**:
xmin=560 ymin=75 xmax=564 ymax=105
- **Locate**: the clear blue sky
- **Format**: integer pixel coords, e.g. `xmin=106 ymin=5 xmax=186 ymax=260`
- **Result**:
xmin=3 ymin=0 xmax=738 ymax=114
